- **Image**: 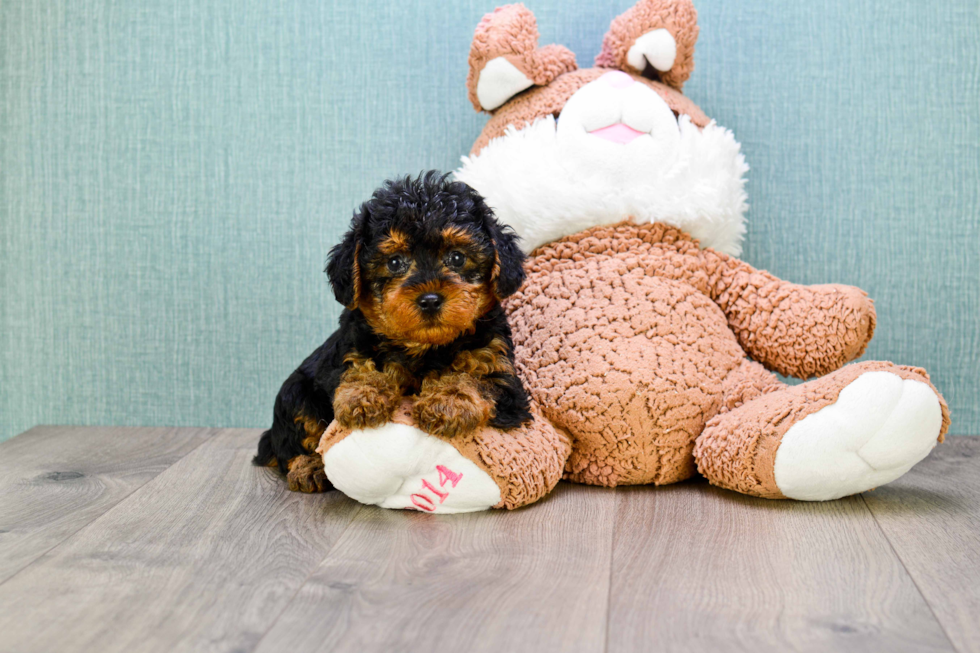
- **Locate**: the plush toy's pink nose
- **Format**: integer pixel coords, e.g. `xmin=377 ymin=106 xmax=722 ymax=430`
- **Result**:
xmin=602 ymin=70 xmax=634 ymax=88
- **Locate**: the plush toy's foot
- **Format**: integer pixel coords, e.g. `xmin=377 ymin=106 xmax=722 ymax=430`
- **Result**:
xmin=317 ymin=401 xmax=570 ymax=514
xmin=695 ymin=362 xmax=950 ymax=501
xmin=320 ymin=422 xmax=501 ymax=514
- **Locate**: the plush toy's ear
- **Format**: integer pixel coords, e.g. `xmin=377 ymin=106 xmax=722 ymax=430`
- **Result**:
xmin=488 ymin=221 xmax=526 ymax=299
xmin=466 ymin=4 xmax=577 ymax=112
xmin=325 ymin=215 xmax=365 ymax=310
xmin=594 ymin=0 xmax=699 ymax=91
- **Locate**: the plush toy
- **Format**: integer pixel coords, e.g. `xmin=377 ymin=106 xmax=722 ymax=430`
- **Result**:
xmin=320 ymin=0 xmax=949 ymax=511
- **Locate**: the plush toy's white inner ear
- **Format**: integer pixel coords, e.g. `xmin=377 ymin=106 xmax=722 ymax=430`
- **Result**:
xmin=627 ymin=29 xmax=677 ymax=72
xmin=477 ymin=57 xmax=534 ymax=111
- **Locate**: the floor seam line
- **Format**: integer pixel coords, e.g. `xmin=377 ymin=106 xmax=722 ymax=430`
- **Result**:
xmin=0 ymin=426 xmax=216 ymax=591
xmin=860 ymin=493 xmax=960 ymax=653
xmin=604 ymin=488 xmax=618 ymax=653
xmin=248 ymin=503 xmax=365 ymax=652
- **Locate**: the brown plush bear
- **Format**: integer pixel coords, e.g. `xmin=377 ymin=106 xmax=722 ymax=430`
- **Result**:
xmin=319 ymin=0 xmax=949 ymax=511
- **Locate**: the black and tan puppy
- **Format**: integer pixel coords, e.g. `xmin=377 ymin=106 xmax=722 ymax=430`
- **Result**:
xmin=253 ymin=172 xmax=532 ymax=492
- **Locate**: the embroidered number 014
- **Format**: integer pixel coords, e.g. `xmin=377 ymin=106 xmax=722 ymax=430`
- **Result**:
xmin=410 ymin=465 xmax=463 ymax=512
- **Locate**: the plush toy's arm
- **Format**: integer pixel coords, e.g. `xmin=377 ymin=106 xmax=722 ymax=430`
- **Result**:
xmin=701 ymin=249 xmax=876 ymax=379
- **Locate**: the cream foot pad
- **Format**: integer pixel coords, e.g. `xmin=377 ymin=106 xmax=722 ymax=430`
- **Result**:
xmin=774 ymin=371 xmax=943 ymax=501
xmin=323 ymin=422 xmax=501 ymax=513
xmin=318 ymin=400 xmax=571 ymax=513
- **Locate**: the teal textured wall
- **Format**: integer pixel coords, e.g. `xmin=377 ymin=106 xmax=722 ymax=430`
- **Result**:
xmin=2 ymin=0 xmax=978 ymax=442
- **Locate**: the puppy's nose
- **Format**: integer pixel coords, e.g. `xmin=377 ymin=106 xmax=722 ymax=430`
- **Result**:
xmin=416 ymin=293 xmax=444 ymax=314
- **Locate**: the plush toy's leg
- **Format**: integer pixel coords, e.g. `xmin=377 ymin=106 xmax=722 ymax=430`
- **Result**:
xmin=717 ymin=359 xmax=785 ymax=414
xmin=554 ymin=332 xmax=715 ymax=488
xmin=316 ymin=401 xmax=570 ymax=514
xmin=694 ymin=361 xmax=949 ymax=500
xmin=534 ymin=335 xmax=772 ymax=488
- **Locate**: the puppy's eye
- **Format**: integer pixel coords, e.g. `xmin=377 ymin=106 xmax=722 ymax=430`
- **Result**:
xmin=386 ymin=256 xmax=406 ymax=273
xmin=446 ymin=251 xmax=466 ymax=269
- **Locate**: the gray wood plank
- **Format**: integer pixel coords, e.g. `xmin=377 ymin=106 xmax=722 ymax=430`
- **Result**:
xmin=863 ymin=437 xmax=980 ymax=653
xmin=0 ymin=428 xmax=361 ymax=653
xmin=607 ymin=480 xmax=955 ymax=653
xmin=253 ymin=483 xmax=616 ymax=653
xmin=0 ymin=425 xmax=211 ymax=583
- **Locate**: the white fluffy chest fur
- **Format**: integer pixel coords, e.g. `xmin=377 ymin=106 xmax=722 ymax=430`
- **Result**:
xmin=455 ymin=78 xmax=749 ymax=257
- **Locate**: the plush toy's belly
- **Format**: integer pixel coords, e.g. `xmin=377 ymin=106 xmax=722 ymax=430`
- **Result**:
xmin=507 ymin=252 xmax=746 ymax=487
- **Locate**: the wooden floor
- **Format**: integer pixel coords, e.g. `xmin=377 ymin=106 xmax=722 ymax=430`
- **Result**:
xmin=0 ymin=427 xmax=977 ymax=653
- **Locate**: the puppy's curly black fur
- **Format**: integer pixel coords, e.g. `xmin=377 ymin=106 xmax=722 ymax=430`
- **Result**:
xmin=253 ymin=171 xmax=532 ymax=493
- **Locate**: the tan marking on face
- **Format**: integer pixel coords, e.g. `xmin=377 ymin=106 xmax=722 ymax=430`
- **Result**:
xmin=377 ymin=229 xmax=410 ymax=255
xmin=360 ymin=277 xmax=495 ymax=349
xmin=442 ymin=225 xmax=479 ymax=250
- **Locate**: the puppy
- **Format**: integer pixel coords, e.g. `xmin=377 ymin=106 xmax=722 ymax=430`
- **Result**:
xmin=253 ymin=171 xmax=532 ymax=492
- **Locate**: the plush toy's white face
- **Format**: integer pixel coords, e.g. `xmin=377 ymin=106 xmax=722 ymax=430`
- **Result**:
xmin=456 ymin=71 xmax=749 ymax=256
xmin=557 ymin=71 xmax=682 ymax=179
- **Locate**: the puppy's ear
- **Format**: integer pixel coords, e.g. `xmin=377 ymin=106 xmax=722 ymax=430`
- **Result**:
xmin=488 ymin=222 xmax=526 ymax=299
xmin=325 ymin=215 xmax=365 ymax=310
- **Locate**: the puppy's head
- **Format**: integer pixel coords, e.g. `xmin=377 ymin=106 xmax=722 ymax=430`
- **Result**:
xmin=326 ymin=171 xmax=525 ymax=347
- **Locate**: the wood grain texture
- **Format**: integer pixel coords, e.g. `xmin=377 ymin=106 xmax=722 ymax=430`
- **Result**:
xmin=607 ymin=479 xmax=955 ymax=653
xmin=1 ymin=428 xmax=978 ymax=653
xmin=0 ymin=425 xmax=211 ymax=584
xmin=0 ymin=428 xmax=360 ymax=653
xmin=863 ymin=438 xmax=980 ymax=653
xmin=253 ymin=483 xmax=616 ymax=653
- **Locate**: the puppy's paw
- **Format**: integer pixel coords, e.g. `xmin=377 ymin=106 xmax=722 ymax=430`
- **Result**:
xmin=413 ymin=375 xmax=493 ymax=438
xmin=333 ymin=380 xmax=399 ymax=430
xmin=286 ymin=454 xmax=332 ymax=493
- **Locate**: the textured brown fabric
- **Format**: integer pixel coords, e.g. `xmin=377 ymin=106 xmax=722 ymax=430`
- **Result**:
xmin=466 ymin=4 xmax=577 ymax=112
xmin=505 ymin=221 xmax=881 ymax=487
xmin=694 ymin=361 xmax=951 ymax=499
xmin=702 ymin=249 xmax=877 ymax=379
xmin=318 ymin=400 xmax=571 ymax=510
xmin=594 ymin=0 xmax=699 ymax=91
xmin=459 ymin=2 xmax=948 ymax=504
xmin=469 ymin=68 xmax=709 ymax=155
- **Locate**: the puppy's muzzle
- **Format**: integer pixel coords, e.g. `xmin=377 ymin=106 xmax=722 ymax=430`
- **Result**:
xmin=416 ymin=292 xmax=444 ymax=316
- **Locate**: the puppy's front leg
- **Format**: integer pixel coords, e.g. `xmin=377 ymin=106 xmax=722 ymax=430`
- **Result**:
xmin=333 ymin=353 xmax=408 ymax=429
xmin=412 ymin=371 xmax=494 ymax=439
xmin=413 ymin=337 xmax=522 ymax=437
